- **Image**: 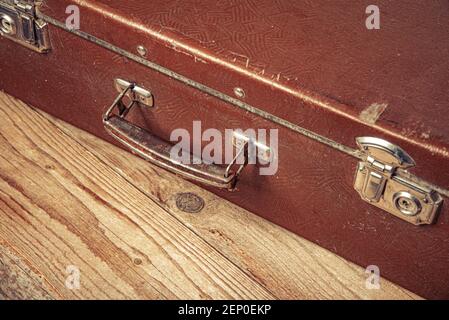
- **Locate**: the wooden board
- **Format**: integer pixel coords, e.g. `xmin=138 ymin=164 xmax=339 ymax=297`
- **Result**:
xmin=0 ymin=92 xmax=419 ymax=300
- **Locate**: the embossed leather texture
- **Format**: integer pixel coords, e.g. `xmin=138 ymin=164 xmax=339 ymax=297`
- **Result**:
xmin=1 ymin=0 xmax=448 ymax=298
xmin=39 ymin=0 xmax=449 ymax=189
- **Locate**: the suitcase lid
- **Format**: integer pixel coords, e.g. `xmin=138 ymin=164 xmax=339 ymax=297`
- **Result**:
xmin=37 ymin=0 xmax=449 ymax=192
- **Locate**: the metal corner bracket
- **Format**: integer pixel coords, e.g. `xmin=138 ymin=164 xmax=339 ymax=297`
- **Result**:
xmin=354 ymin=136 xmax=443 ymax=225
xmin=0 ymin=0 xmax=51 ymax=53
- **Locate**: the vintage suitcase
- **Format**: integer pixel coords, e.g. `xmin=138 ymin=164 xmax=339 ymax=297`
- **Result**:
xmin=1 ymin=0 xmax=448 ymax=299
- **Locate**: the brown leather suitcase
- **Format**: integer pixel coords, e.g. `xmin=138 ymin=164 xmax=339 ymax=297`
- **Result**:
xmin=1 ymin=0 xmax=448 ymax=299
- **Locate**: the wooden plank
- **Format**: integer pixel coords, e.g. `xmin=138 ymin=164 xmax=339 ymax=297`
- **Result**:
xmin=31 ymin=95 xmax=418 ymax=300
xmin=0 ymin=92 xmax=273 ymax=300
xmin=0 ymin=242 xmax=53 ymax=300
xmin=0 ymin=92 xmax=420 ymax=299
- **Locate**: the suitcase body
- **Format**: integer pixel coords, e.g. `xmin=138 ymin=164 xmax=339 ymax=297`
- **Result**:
xmin=1 ymin=0 xmax=449 ymax=298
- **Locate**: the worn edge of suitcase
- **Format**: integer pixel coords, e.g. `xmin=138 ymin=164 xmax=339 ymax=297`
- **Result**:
xmin=34 ymin=11 xmax=449 ymax=199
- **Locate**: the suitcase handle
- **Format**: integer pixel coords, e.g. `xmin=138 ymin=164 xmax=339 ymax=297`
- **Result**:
xmin=102 ymin=79 xmax=247 ymax=190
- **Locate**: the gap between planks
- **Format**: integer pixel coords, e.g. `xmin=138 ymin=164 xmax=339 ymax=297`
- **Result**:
xmin=0 ymin=92 xmax=420 ymax=300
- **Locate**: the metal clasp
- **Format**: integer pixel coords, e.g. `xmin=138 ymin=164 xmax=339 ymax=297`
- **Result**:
xmin=354 ymin=137 xmax=443 ymax=225
xmin=0 ymin=0 xmax=51 ymax=53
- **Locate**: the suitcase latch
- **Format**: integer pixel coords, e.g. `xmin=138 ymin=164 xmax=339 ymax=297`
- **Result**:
xmin=0 ymin=0 xmax=50 ymax=53
xmin=354 ymin=137 xmax=442 ymax=225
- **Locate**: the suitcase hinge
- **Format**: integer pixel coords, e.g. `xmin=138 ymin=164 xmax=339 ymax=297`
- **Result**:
xmin=354 ymin=137 xmax=443 ymax=225
xmin=0 ymin=0 xmax=50 ymax=53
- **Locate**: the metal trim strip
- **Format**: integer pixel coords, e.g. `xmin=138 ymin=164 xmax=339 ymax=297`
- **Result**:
xmin=36 ymin=12 xmax=449 ymax=197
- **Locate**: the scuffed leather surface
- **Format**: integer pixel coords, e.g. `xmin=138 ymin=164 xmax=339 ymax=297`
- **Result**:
xmin=40 ymin=0 xmax=449 ymax=190
xmin=1 ymin=22 xmax=449 ymax=299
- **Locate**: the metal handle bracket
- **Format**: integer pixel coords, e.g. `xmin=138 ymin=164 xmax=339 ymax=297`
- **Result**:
xmin=103 ymin=79 xmax=250 ymax=190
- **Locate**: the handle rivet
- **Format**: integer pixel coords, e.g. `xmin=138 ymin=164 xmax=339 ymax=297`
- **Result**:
xmin=137 ymin=45 xmax=148 ymax=57
xmin=234 ymin=87 xmax=245 ymax=98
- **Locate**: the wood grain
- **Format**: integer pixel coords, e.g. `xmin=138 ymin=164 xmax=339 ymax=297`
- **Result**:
xmin=0 ymin=92 xmax=420 ymax=299
xmin=0 ymin=242 xmax=52 ymax=300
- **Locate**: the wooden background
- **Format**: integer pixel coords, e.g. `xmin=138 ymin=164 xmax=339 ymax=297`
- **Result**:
xmin=0 ymin=92 xmax=419 ymax=299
